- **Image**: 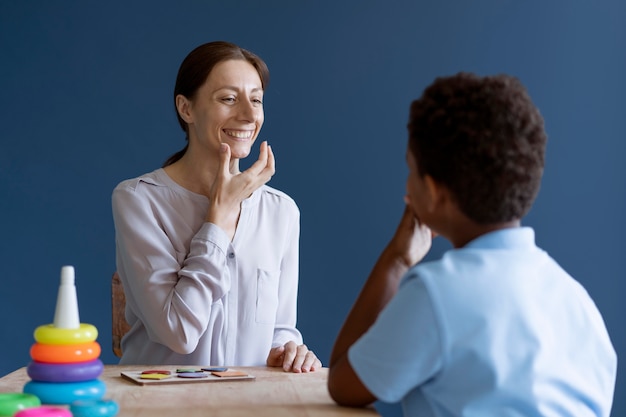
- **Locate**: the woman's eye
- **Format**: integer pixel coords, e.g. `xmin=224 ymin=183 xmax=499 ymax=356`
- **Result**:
xmin=252 ymin=98 xmax=263 ymax=105
xmin=222 ymin=97 xmax=236 ymax=103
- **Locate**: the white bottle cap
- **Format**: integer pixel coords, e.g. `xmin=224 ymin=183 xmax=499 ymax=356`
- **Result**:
xmin=53 ymin=265 xmax=80 ymax=328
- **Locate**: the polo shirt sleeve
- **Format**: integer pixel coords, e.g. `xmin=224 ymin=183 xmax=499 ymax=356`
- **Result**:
xmin=348 ymin=271 xmax=443 ymax=403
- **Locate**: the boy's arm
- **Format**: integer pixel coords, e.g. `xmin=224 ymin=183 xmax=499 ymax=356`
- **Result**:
xmin=327 ymin=206 xmax=432 ymax=407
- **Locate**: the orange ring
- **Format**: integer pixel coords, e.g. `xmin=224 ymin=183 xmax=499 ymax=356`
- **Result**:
xmin=30 ymin=341 xmax=101 ymax=364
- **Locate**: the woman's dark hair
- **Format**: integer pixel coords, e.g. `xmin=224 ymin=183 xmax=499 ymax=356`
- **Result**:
xmin=407 ymin=72 xmax=547 ymax=224
xmin=163 ymin=41 xmax=270 ymax=167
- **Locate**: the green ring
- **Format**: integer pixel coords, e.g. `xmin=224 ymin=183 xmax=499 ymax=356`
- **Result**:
xmin=0 ymin=393 xmax=41 ymax=416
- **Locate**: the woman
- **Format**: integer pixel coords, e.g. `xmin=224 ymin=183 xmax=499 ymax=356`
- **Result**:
xmin=112 ymin=41 xmax=321 ymax=372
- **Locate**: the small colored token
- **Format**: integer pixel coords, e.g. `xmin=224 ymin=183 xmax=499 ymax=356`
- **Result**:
xmin=23 ymin=380 xmax=106 ymax=405
xmin=0 ymin=393 xmax=41 ymax=416
xmin=70 ymin=399 xmax=119 ymax=417
xmin=139 ymin=374 xmax=171 ymax=380
xmin=201 ymin=367 xmax=228 ymax=372
xmin=212 ymin=371 xmax=248 ymax=378
xmin=140 ymin=370 xmax=171 ymax=375
xmin=34 ymin=324 xmax=98 ymax=345
xmin=14 ymin=406 xmax=72 ymax=417
xmin=175 ymin=368 xmax=203 ymax=373
xmin=27 ymin=359 xmax=104 ymax=382
xmin=30 ymin=341 xmax=101 ymax=364
xmin=177 ymin=372 xmax=208 ymax=378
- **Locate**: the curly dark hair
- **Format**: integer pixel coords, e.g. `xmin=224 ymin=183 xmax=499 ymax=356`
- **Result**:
xmin=407 ymin=73 xmax=547 ymax=224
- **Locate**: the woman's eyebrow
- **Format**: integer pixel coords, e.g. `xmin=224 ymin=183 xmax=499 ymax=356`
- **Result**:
xmin=215 ymin=86 xmax=264 ymax=93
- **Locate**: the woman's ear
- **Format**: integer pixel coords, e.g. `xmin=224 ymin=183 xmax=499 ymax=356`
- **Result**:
xmin=175 ymin=94 xmax=193 ymax=124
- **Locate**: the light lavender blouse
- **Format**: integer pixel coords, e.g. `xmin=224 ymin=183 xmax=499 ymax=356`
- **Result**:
xmin=112 ymin=168 xmax=303 ymax=366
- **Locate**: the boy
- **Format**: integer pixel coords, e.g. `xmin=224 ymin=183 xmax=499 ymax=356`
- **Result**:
xmin=328 ymin=73 xmax=617 ymax=416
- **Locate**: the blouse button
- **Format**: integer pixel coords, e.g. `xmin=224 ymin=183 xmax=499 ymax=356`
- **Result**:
xmin=228 ymin=252 xmax=235 ymax=259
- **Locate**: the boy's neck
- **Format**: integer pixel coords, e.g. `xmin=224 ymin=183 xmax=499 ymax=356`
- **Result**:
xmin=444 ymin=216 xmax=521 ymax=248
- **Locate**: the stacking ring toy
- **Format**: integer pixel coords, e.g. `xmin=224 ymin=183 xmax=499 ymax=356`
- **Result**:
xmin=14 ymin=406 xmax=72 ymax=417
xmin=0 ymin=393 xmax=41 ymax=416
xmin=70 ymin=399 xmax=119 ymax=417
xmin=23 ymin=380 xmax=106 ymax=405
xmin=30 ymin=341 xmax=101 ymax=364
xmin=34 ymin=324 xmax=98 ymax=345
xmin=27 ymin=359 xmax=104 ymax=382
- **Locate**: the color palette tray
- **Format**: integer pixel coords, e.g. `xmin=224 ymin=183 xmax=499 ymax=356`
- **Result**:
xmin=120 ymin=368 xmax=255 ymax=386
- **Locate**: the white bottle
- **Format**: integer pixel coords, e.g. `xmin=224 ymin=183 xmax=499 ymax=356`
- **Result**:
xmin=53 ymin=265 xmax=80 ymax=329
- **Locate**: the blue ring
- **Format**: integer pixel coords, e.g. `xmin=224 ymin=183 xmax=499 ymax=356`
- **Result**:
xmin=70 ymin=399 xmax=119 ymax=417
xmin=27 ymin=360 xmax=104 ymax=383
xmin=23 ymin=380 xmax=106 ymax=405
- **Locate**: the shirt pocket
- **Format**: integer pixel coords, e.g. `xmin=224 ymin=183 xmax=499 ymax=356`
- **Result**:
xmin=255 ymin=268 xmax=280 ymax=324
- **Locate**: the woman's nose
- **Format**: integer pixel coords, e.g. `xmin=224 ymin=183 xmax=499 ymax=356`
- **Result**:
xmin=238 ymin=100 xmax=258 ymax=122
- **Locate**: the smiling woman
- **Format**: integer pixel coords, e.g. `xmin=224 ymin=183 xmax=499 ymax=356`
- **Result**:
xmin=111 ymin=41 xmax=321 ymax=373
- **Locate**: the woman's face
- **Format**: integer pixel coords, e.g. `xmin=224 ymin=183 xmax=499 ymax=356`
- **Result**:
xmin=183 ymin=59 xmax=264 ymax=160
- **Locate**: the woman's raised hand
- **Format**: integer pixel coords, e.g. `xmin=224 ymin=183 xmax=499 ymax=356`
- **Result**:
xmin=206 ymin=141 xmax=275 ymax=238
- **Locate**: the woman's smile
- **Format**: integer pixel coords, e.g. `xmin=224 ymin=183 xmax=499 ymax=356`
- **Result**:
xmin=223 ymin=129 xmax=254 ymax=139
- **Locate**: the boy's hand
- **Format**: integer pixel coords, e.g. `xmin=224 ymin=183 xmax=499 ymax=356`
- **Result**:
xmin=390 ymin=204 xmax=433 ymax=268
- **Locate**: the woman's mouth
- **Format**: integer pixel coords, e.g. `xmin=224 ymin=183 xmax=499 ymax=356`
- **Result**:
xmin=223 ymin=129 xmax=253 ymax=139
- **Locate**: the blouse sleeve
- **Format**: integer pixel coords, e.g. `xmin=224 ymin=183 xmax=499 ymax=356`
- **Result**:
xmin=112 ymin=182 xmax=231 ymax=354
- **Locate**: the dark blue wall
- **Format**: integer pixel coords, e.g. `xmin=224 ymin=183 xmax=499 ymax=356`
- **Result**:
xmin=1 ymin=2 xmax=624 ymax=416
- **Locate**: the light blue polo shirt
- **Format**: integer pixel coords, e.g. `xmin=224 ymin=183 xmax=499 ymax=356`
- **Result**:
xmin=349 ymin=227 xmax=617 ymax=417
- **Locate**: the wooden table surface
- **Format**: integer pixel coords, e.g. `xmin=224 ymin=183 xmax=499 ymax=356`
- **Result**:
xmin=0 ymin=365 xmax=380 ymax=416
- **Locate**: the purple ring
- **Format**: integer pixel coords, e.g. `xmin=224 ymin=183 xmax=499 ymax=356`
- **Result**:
xmin=27 ymin=359 xmax=104 ymax=382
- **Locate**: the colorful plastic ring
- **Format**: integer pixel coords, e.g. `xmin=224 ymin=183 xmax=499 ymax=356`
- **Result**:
xmin=0 ymin=393 xmax=41 ymax=416
xmin=27 ymin=359 xmax=104 ymax=382
xmin=34 ymin=324 xmax=98 ymax=345
xmin=14 ymin=406 xmax=72 ymax=417
xmin=23 ymin=380 xmax=106 ymax=405
xmin=30 ymin=341 xmax=101 ymax=364
xmin=70 ymin=399 xmax=119 ymax=417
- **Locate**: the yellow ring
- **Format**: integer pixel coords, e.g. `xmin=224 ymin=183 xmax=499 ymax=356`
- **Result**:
xmin=34 ymin=323 xmax=98 ymax=345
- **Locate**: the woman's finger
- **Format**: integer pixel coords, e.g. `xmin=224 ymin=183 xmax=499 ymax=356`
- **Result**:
xmin=266 ymin=345 xmax=285 ymax=367
xmin=280 ymin=341 xmax=298 ymax=372
xmin=218 ymin=143 xmax=231 ymax=177
xmin=246 ymin=141 xmax=270 ymax=175
xmin=300 ymin=351 xmax=320 ymax=372
xmin=289 ymin=346 xmax=308 ymax=373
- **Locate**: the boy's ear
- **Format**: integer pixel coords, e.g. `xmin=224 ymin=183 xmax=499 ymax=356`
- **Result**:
xmin=175 ymin=94 xmax=193 ymax=124
xmin=423 ymin=175 xmax=449 ymax=213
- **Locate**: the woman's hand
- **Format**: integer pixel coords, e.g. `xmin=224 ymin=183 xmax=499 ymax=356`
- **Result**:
xmin=206 ymin=141 xmax=275 ymax=238
xmin=266 ymin=341 xmax=322 ymax=373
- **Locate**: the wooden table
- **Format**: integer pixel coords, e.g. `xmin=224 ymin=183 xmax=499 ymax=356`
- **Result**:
xmin=0 ymin=365 xmax=380 ymax=416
